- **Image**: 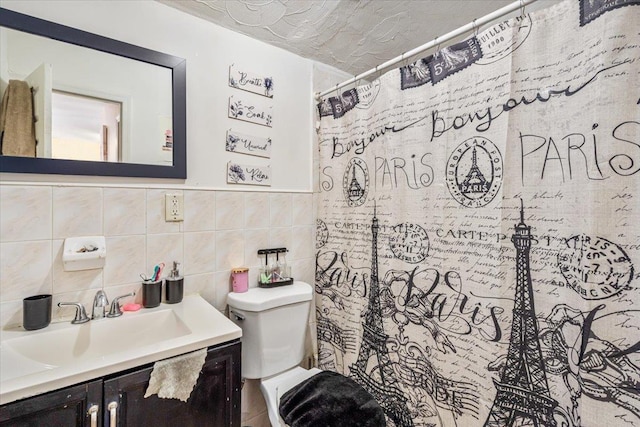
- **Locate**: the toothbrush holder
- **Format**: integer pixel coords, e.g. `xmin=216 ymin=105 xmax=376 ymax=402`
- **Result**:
xmin=142 ymin=279 xmax=162 ymax=308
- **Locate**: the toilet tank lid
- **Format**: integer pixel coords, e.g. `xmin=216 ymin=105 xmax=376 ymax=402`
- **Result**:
xmin=227 ymin=281 xmax=313 ymax=312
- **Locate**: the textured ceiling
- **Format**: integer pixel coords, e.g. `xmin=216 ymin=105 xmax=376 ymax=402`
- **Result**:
xmin=158 ymin=0 xmax=546 ymax=76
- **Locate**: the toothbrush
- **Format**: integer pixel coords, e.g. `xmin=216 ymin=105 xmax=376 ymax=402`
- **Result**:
xmin=155 ymin=263 xmax=165 ymax=281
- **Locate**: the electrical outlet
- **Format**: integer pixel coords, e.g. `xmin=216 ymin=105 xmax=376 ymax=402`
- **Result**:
xmin=165 ymin=194 xmax=184 ymax=222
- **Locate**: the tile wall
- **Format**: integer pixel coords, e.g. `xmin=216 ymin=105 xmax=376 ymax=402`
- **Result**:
xmin=0 ymin=183 xmax=316 ymax=426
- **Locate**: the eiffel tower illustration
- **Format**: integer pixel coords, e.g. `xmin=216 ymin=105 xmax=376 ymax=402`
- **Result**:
xmin=348 ymin=167 xmax=365 ymax=201
xmin=349 ymin=204 xmax=414 ymax=427
xmin=484 ymin=201 xmax=558 ymax=427
xmin=459 ymin=145 xmax=490 ymax=194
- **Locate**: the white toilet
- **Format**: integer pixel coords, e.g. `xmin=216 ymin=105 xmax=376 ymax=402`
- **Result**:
xmin=227 ymin=281 xmax=322 ymax=427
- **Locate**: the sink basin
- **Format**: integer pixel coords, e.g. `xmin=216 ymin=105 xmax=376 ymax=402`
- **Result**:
xmin=4 ymin=309 xmax=191 ymax=367
xmin=0 ymin=294 xmax=242 ymax=405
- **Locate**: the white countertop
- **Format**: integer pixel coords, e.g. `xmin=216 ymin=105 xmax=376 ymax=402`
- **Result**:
xmin=0 ymin=294 xmax=241 ymax=405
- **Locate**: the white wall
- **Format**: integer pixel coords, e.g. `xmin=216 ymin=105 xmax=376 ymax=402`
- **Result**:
xmin=0 ymin=3 xmax=321 ymax=424
xmin=0 ymin=0 xmax=314 ymax=191
xmin=0 ymin=3 xmax=349 ymax=425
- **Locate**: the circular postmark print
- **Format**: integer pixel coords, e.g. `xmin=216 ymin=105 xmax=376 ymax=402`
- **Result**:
xmin=446 ymin=137 xmax=503 ymax=208
xmin=316 ymin=219 xmax=329 ymax=249
xmin=389 ymin=223 xmax=430 ymax=264
xmin=557 ymin=234 xmax=634 ymax=300
xmin=476 ymin=14 xmax=532 ymax=65
xmin=343 ymin=158 xmax=369 ymax=207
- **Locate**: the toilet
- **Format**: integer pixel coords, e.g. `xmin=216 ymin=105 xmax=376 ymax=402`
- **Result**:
xmin=227 ymin=281 xmax=321 ymax=427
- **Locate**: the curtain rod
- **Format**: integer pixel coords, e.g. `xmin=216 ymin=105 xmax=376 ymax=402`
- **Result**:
xmin=315 ymin=0 xmax=538 ymax=100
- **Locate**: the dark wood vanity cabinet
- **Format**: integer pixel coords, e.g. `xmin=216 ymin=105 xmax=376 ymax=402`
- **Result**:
xmin=0 ymin=380 xmax=102 ymax=427
xmin=104 ymin=340 xmax=240 ymax=427
xmin=0 ymin=340 xmax=241 ymax=427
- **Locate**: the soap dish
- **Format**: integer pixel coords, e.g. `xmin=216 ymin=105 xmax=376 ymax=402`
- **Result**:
xmin=62 ymin=236 xmax=107 ymax=271
xmin=122 ymin=303 xmax=142 ymax=312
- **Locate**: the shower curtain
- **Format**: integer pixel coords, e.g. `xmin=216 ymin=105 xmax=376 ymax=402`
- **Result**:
xmin=314 ymin=1 xmax=639 ymax=426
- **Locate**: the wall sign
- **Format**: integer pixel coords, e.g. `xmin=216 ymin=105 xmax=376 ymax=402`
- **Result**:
xmin=227 ymin=161 xmax=271 ymax=186
xmin=228 ymin=95 xmax=273 ymax=127
xmin=226 ymin=129 xmax=271 ymax=158
xmin=229 ymin=64 xmax=274 ymax=98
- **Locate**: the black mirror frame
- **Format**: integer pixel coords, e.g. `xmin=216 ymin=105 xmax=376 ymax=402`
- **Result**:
xmin=0 ymin=8 xmax=186 ymax=179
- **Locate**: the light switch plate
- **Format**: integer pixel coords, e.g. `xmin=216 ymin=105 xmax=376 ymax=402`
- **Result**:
xmin=165 ymin=194 xmax=184 ymax=221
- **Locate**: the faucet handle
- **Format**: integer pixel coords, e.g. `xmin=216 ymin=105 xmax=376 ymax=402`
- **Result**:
xmin=58 ymin=302 xmax=90 ymax=324
xmin=107 ymin=292 xmax=136 ymax=318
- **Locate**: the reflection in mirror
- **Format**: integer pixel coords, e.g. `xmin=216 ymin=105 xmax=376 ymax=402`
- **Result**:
xmin=1 ymin=26 xmax=172 ymax=166
xmin=0 ymin=8 xmax=186 ymax=178
xmin=52 ymin=90 xmax=122 ymax=162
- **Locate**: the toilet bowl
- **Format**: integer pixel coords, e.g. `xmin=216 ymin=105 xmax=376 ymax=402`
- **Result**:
xmin=227 ymin=281 xmax=317 ymax=426
xmin=261 ymin=366 xmax=322 ymax=426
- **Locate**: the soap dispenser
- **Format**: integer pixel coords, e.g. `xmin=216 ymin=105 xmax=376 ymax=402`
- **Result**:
xmin=165 ymin=261 xmax=184 ymax=304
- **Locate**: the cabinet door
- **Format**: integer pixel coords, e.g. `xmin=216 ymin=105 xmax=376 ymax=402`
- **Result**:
xmin=0 ymin=380 xmax=102 ymax=427
xmin=103 ymin=341 xmax=241 ymax=427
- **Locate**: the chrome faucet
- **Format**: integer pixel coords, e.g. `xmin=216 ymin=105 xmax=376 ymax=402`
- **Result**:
xmin=92 ymin=290 xmax=109 ymax=319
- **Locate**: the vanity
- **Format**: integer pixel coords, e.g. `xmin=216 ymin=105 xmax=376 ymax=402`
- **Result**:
xmin=0 ymin=7 xmax=241 ymax=424
xmin=1 ymin=7 xmax=240 ymax=424
xmin=0 ymin=295 xmax=242 ymax=426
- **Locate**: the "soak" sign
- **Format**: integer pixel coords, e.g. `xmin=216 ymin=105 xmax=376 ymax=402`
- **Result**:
xmin=228 ymin=95 xmax=273 ymax=127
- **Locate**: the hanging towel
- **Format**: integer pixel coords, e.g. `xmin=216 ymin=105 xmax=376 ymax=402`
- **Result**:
xmin=0 ymin=80 xmax=36 ymax=157
xmin=144 ymin=348 xmax=207 ymax=402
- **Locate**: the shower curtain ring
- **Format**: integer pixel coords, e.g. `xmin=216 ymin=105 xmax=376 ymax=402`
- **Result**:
xmin=472 ymin=19 xmax=478 ymax=37
xmin=520 ymin=0 xmax=526 ymax=16
xmin=335 ymin=83 xmax=339 ymax=97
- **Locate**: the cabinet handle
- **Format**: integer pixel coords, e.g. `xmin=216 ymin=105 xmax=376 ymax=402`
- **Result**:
xmin=108 ymin=401 xmax=118 ymax=427
xmin=88 ymin=404 xmax=99 ymax=427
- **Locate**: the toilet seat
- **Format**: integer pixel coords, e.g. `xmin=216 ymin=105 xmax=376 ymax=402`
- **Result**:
xmin=260 ymin=366 xmax=322 ymax=427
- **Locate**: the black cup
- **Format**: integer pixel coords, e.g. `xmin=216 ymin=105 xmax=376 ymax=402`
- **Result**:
xmin=23 ymin=294 xmax=52 ymax=330
xmin=142 ymin=280 xmax=162 ymax=308
xmin=165 ymin=278 xmax=184 ymax=304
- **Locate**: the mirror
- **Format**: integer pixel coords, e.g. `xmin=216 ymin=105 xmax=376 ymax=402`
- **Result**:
xmin=0 ymin=8 xmax=186 ymax=178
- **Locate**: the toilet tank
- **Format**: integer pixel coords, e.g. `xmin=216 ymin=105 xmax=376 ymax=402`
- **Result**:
xmin=227 ymin=281 xmax=313 ymax=379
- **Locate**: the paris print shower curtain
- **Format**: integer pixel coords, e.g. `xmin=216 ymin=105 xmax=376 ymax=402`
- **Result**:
xmin=315 ymin=0 xmax=640 ymax=426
